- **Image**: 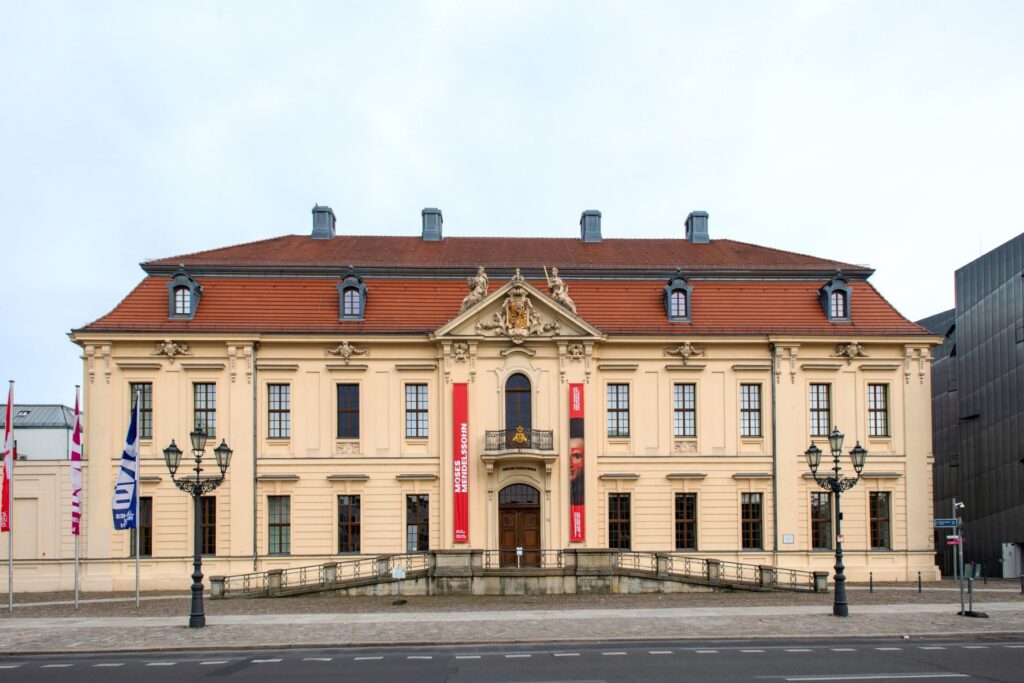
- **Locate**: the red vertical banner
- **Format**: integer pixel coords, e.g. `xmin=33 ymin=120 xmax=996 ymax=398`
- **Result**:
xmin=569 ymin=383 xmax=585 ymax=542
xmin=452 ymin=383 xmax=469 ymax=543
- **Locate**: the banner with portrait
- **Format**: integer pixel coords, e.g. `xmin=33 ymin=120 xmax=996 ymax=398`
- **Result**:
xmin=569 ymin=383 xmax=585 ymax=542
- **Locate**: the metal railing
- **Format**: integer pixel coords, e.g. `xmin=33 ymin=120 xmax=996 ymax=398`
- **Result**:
xmin=482 ymin=549 xmax=564 ymax=569
xmin=775 ymin=566 xmax=818 ymax=591
xmin=614 ymin=551 xmax=658 ymax=573
xmin=716 ymin=560 xmax=761 ymax=585
xmin=664 ymin=554 xmax=708 ymax=580
xmin=219 ymin=552 xmax=431 ymax=598
xmin=484 ymin=429 xmax=554 ymax=451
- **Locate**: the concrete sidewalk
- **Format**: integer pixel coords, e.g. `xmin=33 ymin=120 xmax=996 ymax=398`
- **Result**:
xmin=1 ymin=600 xmax=1022 ymax=655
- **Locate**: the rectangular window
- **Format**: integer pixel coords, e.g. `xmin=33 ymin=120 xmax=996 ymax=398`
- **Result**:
xmin=338 ymin=495 xmax=361 ymax=553
xmin=741 ymin=492 xmax=763 ymax=549
xmin=406 ymin=494 xmax=429 ymax=551
xmin=809 ymin=383 xmax=830 ymax=437
xmin=129 ymin=497 xmax=153 ymax=557
xmin=268 ymin=384 xmax=291 ymax=439
xmin=870 ymin=491 xmax=892 ymax=549
xmin=673 ymin=383 xmax=697 ymax=438
xmin=608 ymin=493 xmax=631 ymax=549
xmin=337 ymin=384 xmax=360 ymax=439
xmin=674 ymin=492 xmax=697 ymax=550
xmin=868 ymin=384 xmax=890 ymax=437
xmin=405 ymin=384 xmax=428 ymax=438
xmin=200 ymin=496 xmax=216 ymax=555
xmin=268 ymin=495 xmax=291 ymax=555
xmin=193 ymin=383 xmax=216 ymax=438
xmin=129 ymin=382 xmax=153 ymax=440
xmin=810 ymin=492 xmax=832 ymax=550
xmin=606 ymin=384 xmax=630 ymax=438
xmin=740 ymin=384 xmax=762 ymax=437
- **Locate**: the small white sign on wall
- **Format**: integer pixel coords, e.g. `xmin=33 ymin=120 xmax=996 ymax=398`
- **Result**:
xmin=783 ymin=534 xmax=795 ymax=544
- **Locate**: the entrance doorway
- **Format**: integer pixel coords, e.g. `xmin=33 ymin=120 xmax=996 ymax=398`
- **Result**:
xmin=498 ymin=483 xmax=541 ymax=567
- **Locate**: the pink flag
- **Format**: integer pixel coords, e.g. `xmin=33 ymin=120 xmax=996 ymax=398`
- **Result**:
xmin=2 ymin=382 xmax=13 ymax=532
xmin=71 ymin=388 xmax=83 ymax=535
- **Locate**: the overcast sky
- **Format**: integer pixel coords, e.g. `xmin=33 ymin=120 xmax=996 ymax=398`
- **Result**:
xmin=2 ymin=1 xmax=1022 ymax=406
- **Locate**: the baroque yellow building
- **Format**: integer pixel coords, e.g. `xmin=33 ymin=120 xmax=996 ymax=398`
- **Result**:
xmin=9 ymin=207 xmax=941 ymax=591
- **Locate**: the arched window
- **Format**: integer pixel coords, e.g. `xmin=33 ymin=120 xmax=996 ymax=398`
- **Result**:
xmin=342 ymin=287 xmax=361 ymax=317
xmin=174 ymin=286 xmax=191 ymax=316
xmin=167 ymin=265 xmax=202 ymax=320
xmin=830 ymin=290 xmax=847 ymax=319
xmin=505 ymin=373 xmax=532 ymax=433
xmin=337 ymin=267 xmax=367 ymax=321
xmin=663 ymin=269 xmax=693 ymax=322
xmin=819 ymin=271 xmax=851 ymax=322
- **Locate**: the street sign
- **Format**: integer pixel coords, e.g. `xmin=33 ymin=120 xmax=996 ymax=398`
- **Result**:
xmin=836 ymin=534 xmax=844 ymax=543
xmin=934 ymin=518 xmax=958 ymax=528
xmin=946 ymin=535 xmax=960 ymax=546
xmin=392 ymin=566 xmax=406 ymax=580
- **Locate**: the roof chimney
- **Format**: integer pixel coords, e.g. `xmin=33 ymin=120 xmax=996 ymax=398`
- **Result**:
xmin=311 ymin=205 xmax=336 ymax=239
xmin=422 ymin=207 xmax=443 ymax=241
xmin=685 ymin=211 xmax=709 ymax=243
xmin=580 ymin=210 xmax=602 ymax=243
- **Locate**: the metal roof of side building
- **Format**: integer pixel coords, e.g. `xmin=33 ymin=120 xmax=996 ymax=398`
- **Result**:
xmin=0 ymin=404 xmax=76 ymax=429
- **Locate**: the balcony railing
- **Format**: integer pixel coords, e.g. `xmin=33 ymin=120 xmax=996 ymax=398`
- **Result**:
xmin=484 ymin=428 xmax=554 ymax=452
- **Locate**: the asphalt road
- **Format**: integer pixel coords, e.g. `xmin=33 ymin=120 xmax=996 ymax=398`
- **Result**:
xmin=1 ymin=637 xmax=1022 ymax=682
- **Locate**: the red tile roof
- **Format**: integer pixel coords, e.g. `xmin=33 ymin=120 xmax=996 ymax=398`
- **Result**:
xmin=143 ymin=235 xmax=869 ymax=274
xmin=80 ymin=276 xmax=927 ymax=336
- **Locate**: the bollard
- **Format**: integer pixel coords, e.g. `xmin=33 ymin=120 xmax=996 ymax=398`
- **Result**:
xmin=968 ymin=577 xmax=974 ymax=612
xmin=1020 ymin=574 xmax=1023 ymax=595
xmin=869 ymin=572 xmax=874 ymax=593
xmin=918 ymin=571 xmax=922 ymax=593
xmin=983 ymin=565 xmax=987 ymax=585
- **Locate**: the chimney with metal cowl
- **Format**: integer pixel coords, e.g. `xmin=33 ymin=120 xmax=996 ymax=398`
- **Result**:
xmin=580 ymin=209 xmax=602 ymax=243
xmin=311 ymin=205 xmax=336 ymax=239
xmin=685 ymin=211 xmax=709 ymax=243
xmin=422 ymin=207 xmax=443 ymax=241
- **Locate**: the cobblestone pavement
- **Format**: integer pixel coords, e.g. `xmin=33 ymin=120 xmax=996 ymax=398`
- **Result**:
xmin=0 ymin=585 xmax=1022 ymax=654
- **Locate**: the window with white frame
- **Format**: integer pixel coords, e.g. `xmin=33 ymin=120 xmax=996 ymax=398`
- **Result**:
xmin=606 ymin=384 xmax=630 ymax=437
xmin=673 ymin=383 xmax=696 ymax=438
xmin=739 ymin=384 xmax=762 ymax=437
xmin=809 ymin=383 xmax=830 ymax=437
xmin=868 ymin=384 xmax=889 ymax=437
xmin=405 ymin=384 xmax=428 ymax=438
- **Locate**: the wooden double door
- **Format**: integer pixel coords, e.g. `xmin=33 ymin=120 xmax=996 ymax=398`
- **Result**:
xmin=498 ymin=484 xmax=541 ymax=568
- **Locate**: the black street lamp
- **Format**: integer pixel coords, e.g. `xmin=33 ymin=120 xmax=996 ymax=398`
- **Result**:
xmin=163 ymin=426 xmax=232 ymax=628
xmin=805 ymin=426 xmax=867 ymax=617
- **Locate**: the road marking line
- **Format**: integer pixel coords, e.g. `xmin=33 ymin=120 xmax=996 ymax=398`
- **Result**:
xmin=783 ymin=675 xmax=969 ymax=681
xmin=962 ymin=645 xmax=987 ymax=649
xmin=94 ymin=663 xmax=124 ymax=667
xmin=42 ymin=664 xmax=72 ymax=668
xmin=455 ymin=655 xmax=481 ymax=659
xmin=506 ymin=654 xmax=531 ymax=658
xmin=200 ymin=661 xmax=229 ymax=665
xmin=1004 ymin=644 xmax=1024 ymax=648
xmin=146 ymin=662 xmax=176 ymax=666
xmin=354 ymin=656 xmax=383 ymax=661
xmin=553 ymin=652 xmax=579 ymax=657
xmin=602 ymin=652 xmax=627 ymax=656
xmin=252 ymin=659 xmax=282 ymax=663
xmin=786 ymin=649 xmax=813 ymax=652
xmin=875 ymin=647 xmax=902 ymax=651
xmin=0 ymin=665 xmax=21 ymax=669
xmin=830 ymin=648 xmax=856 ymax=652
xmin=407 ymin=656 xmax=433 ymax=660
xmin=649 ymin=650 xmax=673 ymax=655
xmin=696 ymin=649 xmax=718 ymax=654
xmin=741 ymin=649 xmax=765 ymax=653
xmin=919 ymin=647 xmax=945 ymax=650
xmin=304 ymin=657 xmax=333 ymax=661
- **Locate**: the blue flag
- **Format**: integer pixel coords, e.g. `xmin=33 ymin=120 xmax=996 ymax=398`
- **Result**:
xmin=112 ymin=394 xmax=140 ymax=530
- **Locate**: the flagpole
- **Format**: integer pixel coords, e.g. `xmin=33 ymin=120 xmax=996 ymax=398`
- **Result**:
xmin=135 ymin=389 xmax=140 ymax=609
xmin=73 ymin=385 xmax=81 ymax=611
xmin=6 ymin=379 xmax=14 ymax=614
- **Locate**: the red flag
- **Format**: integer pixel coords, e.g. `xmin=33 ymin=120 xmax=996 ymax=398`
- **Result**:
xmin=452 ymin=383 xmax=469 ymax=543
xmin=71 ymin=388 xmax=83 ymax=535
xmin=2 ymin=382 xmax=13 ymax=532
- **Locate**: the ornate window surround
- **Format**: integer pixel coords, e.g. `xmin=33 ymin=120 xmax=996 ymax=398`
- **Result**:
xmin=167 ymin=265 xmax=202 ymax=320
xmin=337 ymin=267 xmax=367 ymax=321
xmin=819 ymin=271 xmax=851 ymax=322
xmin=663 ymin=270 xmax=693 ymax=323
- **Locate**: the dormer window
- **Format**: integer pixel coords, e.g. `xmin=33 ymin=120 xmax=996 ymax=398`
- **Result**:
xmin=663 ymin=270 xmax=693 ymax=322
xmin=337 ymin=267 xmax=367 ymax=321
xmin=819 ymin=272 xmax=851 ymax=322
xmin=167 ymin=265 xmax=202 ymax=320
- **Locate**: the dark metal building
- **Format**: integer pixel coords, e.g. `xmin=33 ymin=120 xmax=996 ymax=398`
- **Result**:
xmin=918 ymin=232 xmax=1024 ymax=578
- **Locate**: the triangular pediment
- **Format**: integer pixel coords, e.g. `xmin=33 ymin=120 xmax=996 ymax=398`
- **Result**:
xmin=434 ymin=272 xmax=603 ymax=342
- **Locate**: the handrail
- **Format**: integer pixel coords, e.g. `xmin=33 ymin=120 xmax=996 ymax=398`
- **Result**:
xmin=484 ymin=429 xmax=554 ymax=452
